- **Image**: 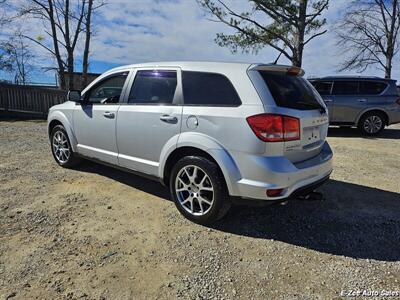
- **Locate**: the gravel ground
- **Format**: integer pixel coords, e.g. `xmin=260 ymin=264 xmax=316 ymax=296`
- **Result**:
xmin=0 ymin=120 xmax=399 ymax=300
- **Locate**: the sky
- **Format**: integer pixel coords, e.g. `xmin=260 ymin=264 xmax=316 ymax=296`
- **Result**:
xmin=1 ymin=0 xmax=399 ymax=84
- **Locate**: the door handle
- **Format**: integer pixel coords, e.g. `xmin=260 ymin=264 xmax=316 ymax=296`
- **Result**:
xmin=324 ymin=99 xmax=333 ymax=103
xmin=160 ymin=115 xmax=178 ymax=124
xmin=357 ymin=99 xmax=367 ymax=103
xmin=103 ymin=111 xmax=115 ymax=119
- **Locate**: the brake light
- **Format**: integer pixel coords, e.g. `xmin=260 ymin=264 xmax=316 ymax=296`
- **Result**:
xmin=287 ymin=66 xmax=303 ymax=76
xmin=246 ymin=114 xmax=300 ymax=142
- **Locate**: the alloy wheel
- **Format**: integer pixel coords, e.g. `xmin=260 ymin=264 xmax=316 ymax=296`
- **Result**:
xmin=52 ymin=131 xmax=70 ymax=164
xmin=175 ymin=165 xmax=214 ymax=216
xmin=363 ymin=115 xmax=383 ymax=134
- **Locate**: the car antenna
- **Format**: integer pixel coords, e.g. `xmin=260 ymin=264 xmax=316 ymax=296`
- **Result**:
xmin=272 ymin=49 xmax=284 ymax=65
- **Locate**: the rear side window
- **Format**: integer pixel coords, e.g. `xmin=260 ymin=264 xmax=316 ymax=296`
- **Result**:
xmin=259 ymin=71 xmax=323 ymax=110
xmin=128 ymin=70 xmax=177 ymax=104
xmin=359 ymin=81 xmax=387 ymax=95
xmin=311 ymin=81 xmax=332 ymax=95
xmin=182 ymin=71 xmax=241 ymax=106
xmin=332 ymin=81 xmax=358 ymax=95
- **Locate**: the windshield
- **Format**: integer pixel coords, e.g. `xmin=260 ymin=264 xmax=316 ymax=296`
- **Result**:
xmin=259 ymin=71 xmax=325 ymax=111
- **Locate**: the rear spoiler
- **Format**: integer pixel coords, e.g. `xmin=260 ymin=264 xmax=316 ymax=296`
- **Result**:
xmin=248 ymin=64 xmax=305 ymax=76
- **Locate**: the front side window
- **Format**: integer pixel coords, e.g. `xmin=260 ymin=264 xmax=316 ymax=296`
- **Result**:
xmin=311 ymin=81 xmax=332 ymax=95
xmin=332 ymin=81 xmax=358 ymax=95
xmin=128 ymin=70 xmax=177 ymax=104
xmin=182 ymin=71 xmax=241 ymax=106
xmin=85 ymin=73 xmax=128 ymax=104
xmin=359 ymin=81 xmax=387 ymax=95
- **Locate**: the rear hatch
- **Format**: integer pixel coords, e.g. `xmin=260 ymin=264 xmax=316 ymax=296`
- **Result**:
xmin=249 ymin=65 xmax=329 ymax=163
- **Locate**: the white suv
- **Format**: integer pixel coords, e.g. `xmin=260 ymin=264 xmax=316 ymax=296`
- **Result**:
xmin=48 ymin=62 xmax=333 ymax=224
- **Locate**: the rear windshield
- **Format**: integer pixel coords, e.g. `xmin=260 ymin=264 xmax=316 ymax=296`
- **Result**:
xmin=259 ymin=71 xmax=323 ymax=110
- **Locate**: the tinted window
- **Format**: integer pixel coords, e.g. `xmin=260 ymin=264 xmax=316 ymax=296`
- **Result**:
xmin=359 ymin=81 xmax=387 ymax=95
xmin=85 ymin=73 xmax=127 ymax=103
xmin=129 ymin=70 xmax=177 ymax=104
xmin=182 ymin=71 xmax=241 ymax=106
xmin=259 ymin=71 xmax=323 ymax=110
xmin=332 ymin=81 xmax=358 ymax=95
xmin=311 ymin=81 xmax=332 ymax=95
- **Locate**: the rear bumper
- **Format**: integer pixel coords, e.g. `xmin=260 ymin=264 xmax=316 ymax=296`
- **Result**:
xmin=288 ymin=174 xmax=330 ymax=198
xmin=388 ymin=112 xmax=400 ymax=125
xmin=387 ymin=106 xmax=400 ymax=125
xmin=231 ymin=141 xmax=333 ymax=201
xmin=231 ymin=174 xmax=330 ymax=206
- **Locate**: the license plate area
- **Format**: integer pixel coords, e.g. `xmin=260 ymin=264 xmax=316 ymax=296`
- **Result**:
xmin=303 ymin=126 xmax=320 ymax=144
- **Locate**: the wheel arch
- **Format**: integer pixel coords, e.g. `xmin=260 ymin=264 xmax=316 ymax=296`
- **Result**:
xmin=48 ymin=119 xmax=63 ymax=136
xmin=159 ymin=133 xmax=241 ymax=196
xmin=48 ymin=111 xmax=78 ymax=151
xmin=356 ymin=108 xmax=389 ymax=126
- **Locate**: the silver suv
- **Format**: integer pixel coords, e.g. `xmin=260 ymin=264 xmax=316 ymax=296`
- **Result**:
xmin=48 ymin=62 xmax=333 ymax=224
xmin=310 ymin=76 xmax=400 ymax=135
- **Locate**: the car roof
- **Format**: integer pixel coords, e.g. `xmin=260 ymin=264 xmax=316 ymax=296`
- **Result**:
xmin=104 ymin=61 xmax=301 ymax=75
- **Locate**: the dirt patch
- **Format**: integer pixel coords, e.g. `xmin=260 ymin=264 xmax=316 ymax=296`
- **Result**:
xmin=1 ymin=121 xmax=399 ymax=299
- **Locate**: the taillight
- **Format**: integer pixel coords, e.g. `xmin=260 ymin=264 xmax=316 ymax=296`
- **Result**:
xmin=246 ymin=114 xmax=300 ymax=142
xmin=283 ymin=116 xmax=300 ymax=141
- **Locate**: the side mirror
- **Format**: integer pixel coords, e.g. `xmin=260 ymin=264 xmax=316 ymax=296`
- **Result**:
xmin=67 ymin=90 xmax=81 ymax=102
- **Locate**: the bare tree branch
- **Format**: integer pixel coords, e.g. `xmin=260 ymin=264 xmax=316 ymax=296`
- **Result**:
xmin=20 ymin=0 xmax=104 ymax=89
xmin=336 ymin=0 xmax=399 ymax=78
xmin=303 ymin=29 xmax=327 ymax=45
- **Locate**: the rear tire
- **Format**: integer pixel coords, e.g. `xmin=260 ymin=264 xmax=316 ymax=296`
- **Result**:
xmin=358 ymin=112 xmax=385 ymax=136
xmin=169 ymin=156 xmax=231 ymax=225
xmin=50 ymin=125 xmax=82 ymax=168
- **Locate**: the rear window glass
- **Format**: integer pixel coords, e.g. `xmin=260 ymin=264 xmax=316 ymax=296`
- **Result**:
xmin=182 ymin=71 xmax=241 ymax=106
xmin=259 ymin=71 xmax=323 ymax=110
xmin=311 ymin=81 xmax=332 ymax=95
xmin=332 ymin=81 xmax=358 ymax=95
xmin=359 ymin=81 xmax=387 ymax=95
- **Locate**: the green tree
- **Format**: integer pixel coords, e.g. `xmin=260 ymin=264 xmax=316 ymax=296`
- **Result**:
xmin=199 ymin=0 xmax=329 ymax=67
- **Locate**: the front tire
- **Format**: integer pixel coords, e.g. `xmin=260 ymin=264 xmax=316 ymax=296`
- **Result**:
xmin=50 ymin=125 xmax=82 ymax=168
xmin=169 ymin=156 xmax=231 ymax=225
xmin=358 ymin=112 xmax=385 ymax=136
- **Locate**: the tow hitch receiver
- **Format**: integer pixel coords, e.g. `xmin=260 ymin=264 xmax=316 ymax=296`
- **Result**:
xmin=297 ymin=191 xmax=324 ymax=201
